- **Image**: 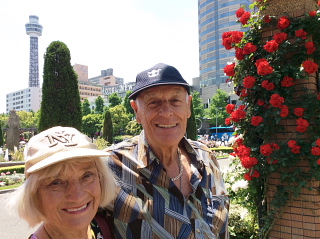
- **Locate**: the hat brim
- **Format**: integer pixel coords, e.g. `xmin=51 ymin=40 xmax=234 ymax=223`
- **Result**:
xmin=129 ymin=82 xmax=190 ymax=99
xmin=27 ymin=148 xmax=111 ymax=174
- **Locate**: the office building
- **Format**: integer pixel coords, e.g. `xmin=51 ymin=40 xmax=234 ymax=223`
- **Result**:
xmin=198 ymin=0 xmax=252 ymax=107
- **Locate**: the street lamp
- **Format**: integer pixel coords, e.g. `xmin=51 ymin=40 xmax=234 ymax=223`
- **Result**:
xmin=215 ymin=107 xmax=222 ymax=139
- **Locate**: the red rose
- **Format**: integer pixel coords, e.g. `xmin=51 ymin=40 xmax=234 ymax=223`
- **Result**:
xmin=241 ymin=156 xmax=258 ymax=169
xmin=311 ymin=147 xmax=320 ymax=156
xmin=260 ymin=144 xmax=273 ymax=156
xmin=278 ymin=16 xmax=290 ymax=30
xmin=316 ymin=138 xmax=320 ymax=146
xmin=235 ymin=145 xmax=251 ymax=157
xmin=257 ymin=99 xmax=265 ymax=106
xmin=235 ymin=47 xmax=245 ymax=60
xmin=255 ymin=58 xmax=267 ymax=67
xmin=225 ymin=117 xmax=231 ymax=125
xmin=296 ymin=118 xmax=310 ymax=132
xmin=240 ymin=11 xmax=251 ymax=25
xmin=257 ymin=60 xmax=274 ymax=75
xmin=236 ymin=8 xmax=245 ymax=18
xmin=309 ymin=11 xmax=317 ymax=17
xmin=243 ymin=76 xmax=256 ymax=88
xmin=295 ymin=29 xmax=308 ymax=39
xmin=270 ymin=94 xmax=284 ymax=107
xmin=226 ymin=104 xmax=236 ymax=114
xmin=267 ymin=158 xmax=279 ymax=164
xmin=318 ymin=93 xmax=320 ymax=100
xmin=261 ymin=80 xmax=275 ymax=90
xmin=273 ymin=32 xmax=287 ymax=44
xmin=244 ymin=173 xmax=253 ymax=181
xmin=243 ymin=43 xmax=257 ymax=54
xmin=280 ymin=105 xmax=289 ymax=117
xmin=251 ymin=170 xmax=260 ymax=178
xmin=231 ymin=109 xmax=247 ymax=122
xmin=251 ymin=116 xmax=263 ymax=126
xmin=318 ymin=1 xmax=320 ymax=7
xmin=294 ymin=108 xmax=305 ymax=117
xmin=240 ymin=88 xmax=249 ymax=97
xmin=306 ymin=42 xmax=316 ymax=54
xmin=303 ymin=60 xmax=319 ymax=74
xmin=224 ymin=63 xmax=236 ymax=76
xmin=264 ymin=15 xmax=272 ymax=23
xmin=317 ymin=159 xmax=320 ymax=165
xmin=288 ymin=140 xmax=297 ymax=147
xmin=264 ymin=40 xmax=279 ymax=53
xmin=291 ymin=145 xmax=301 ymax=154
xmin=272 ymin=143 xmax=280 ymax=150
xmin=222 ymin=38 xmax=233 ymax=50
xmin=281 ymin=76 xmax=296 ymax=87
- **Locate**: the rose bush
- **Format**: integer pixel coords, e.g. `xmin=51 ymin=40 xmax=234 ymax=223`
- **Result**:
xmin=222 ymin=0 xmax=320 ymax=236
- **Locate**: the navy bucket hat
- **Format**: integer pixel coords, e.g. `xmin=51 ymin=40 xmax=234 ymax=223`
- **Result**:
xmin=128 ymin=63 xmax=190 ymax=99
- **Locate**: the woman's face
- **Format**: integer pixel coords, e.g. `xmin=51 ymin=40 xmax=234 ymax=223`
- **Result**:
xmin=37 ymin=161 xmax=101 ymax=230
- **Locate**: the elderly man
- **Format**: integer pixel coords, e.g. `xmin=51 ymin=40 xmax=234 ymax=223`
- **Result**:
xmin=104 ymin=63 xmax=229 ymax=239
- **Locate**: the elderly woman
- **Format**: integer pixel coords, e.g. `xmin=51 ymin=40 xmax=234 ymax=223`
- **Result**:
xmin=8 ymin=126 xmax=116 ymax=239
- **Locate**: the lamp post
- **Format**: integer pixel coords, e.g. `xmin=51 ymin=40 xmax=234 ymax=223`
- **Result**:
xmin=215 ymin=107 xmax=222 ymax=140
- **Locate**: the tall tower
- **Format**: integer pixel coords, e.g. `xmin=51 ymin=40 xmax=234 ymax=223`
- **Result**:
xmin=25 ymin=15 xmax=43 ymax=88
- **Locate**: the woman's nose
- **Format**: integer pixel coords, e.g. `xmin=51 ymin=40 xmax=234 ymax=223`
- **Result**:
xmin=65 ymin=179 xmax=85 ymax=199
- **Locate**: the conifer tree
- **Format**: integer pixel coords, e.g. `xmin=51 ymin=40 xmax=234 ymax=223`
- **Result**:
xmin=38 ymin=41 xmax=82 ymax=132
xmin=0 ymin=124 xmax=3 ymax=147
xmin=82 ymin=98 xmax=91 ymax=116
xmin=186 ymin=101 xmax=197 ymax=140
xmin=102 ymin=109 xmax=113 ymax=144
xmin=94 ymin=96 xmax=104 ymax=114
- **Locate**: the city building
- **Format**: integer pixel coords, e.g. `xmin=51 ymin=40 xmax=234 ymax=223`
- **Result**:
xmin=73 ymin=64 xmax=103 ymax=101
xmin=6 ymin=88 xmax=42 ymax=112
xmin=6 ymin=15 xmax=43 ymax=113
xmin=197 ymin=0 xmax=252 ymax=107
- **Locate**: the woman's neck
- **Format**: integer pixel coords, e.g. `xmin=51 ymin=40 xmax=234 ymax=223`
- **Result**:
xmin=37 ymin=224 xmax=90 ymax=239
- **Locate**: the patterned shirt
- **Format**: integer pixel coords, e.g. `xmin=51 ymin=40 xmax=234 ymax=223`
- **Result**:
xmin=104 ymin=131 xmax=229 ymax=239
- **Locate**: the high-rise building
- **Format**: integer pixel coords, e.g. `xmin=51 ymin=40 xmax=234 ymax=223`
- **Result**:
xmin=197 ymin=0 xmax=252 ymax=106
xmin=25 ymin=15 xmax=43 ymax=88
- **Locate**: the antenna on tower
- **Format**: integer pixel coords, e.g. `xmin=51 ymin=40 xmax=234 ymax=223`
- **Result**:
xmin=25 ymin=15 xmax=43 ymax=88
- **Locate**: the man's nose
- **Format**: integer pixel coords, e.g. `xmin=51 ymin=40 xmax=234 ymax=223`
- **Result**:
xmin=159 ymin=102 xmax=173 ymax=117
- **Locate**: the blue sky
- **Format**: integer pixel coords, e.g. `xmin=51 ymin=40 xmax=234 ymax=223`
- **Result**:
xmin=0 ymin=0 xmax=199 ymax=113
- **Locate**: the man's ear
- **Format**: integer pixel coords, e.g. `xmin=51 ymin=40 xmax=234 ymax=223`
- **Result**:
xmin=187 ymin=95 xmax=192 ymax=119
xmin=130 ymin=100 xmax=141 ymax=123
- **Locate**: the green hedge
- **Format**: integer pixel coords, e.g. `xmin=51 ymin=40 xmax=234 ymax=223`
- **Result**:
xmin=0 ymin=165 xmax=25 ymax=174
xmin=211 ymin=147 xmax=234 ymax=154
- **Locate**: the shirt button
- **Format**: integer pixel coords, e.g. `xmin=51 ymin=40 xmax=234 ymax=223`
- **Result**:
xmin=196 ymin=229 xmax=201 ymax=233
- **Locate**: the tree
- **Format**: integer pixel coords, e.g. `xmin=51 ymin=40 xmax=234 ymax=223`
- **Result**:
xmin=108 ymin=93 xmax=122 ymax=108
xmin=38 ymin=41 xmax=82 ymax=132
xmin=109 ymin=105 xmax=130 ymax=135
xmin=186 ymin=101 xmax=197 ymax=140
xmin=206 ymin=89 xmax=230 ymax=126
xmin=95 ymin=96 xmax=104 ymax=114
xmin=126 ymin=120 xmax=142 ymax=136
xmin=16 ymin=111 xmax=38 ymax=129
xmin=191 ymin=90 xmax=205 ymax=119
xmin=82 ymin=114 xmax=103 ymax=138
xmin=123 ymin=90 xmax=134 ymax=116
xmin=102 ymin=109 xmax=113 ymax=144
xmin=82 ymin=98 xmax=91 ymax=116
xmin=0 ymin=123 xmax=3 ymax=147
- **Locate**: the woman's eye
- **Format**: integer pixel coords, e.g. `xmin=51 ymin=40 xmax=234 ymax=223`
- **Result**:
xmin=50 ymin=180 xmax=63 ymax=186
xmin=82 ymin=172 xmax=97 ymax=183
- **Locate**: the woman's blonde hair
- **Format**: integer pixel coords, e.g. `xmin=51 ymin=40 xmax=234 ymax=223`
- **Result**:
xmin=7 ymin=157 xmax=115 ymax=227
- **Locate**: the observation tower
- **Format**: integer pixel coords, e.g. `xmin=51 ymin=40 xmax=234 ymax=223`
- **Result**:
xmin=25 ymin=15 xmax=43 ymax=88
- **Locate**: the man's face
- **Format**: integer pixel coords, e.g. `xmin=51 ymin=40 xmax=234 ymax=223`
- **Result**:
xmin=131 ymin=85 xmax=192 ymax=148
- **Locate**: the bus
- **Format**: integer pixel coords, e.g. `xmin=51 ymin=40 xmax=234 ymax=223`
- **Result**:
xmin=209 ymin=126 xmax=235 ymax=141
